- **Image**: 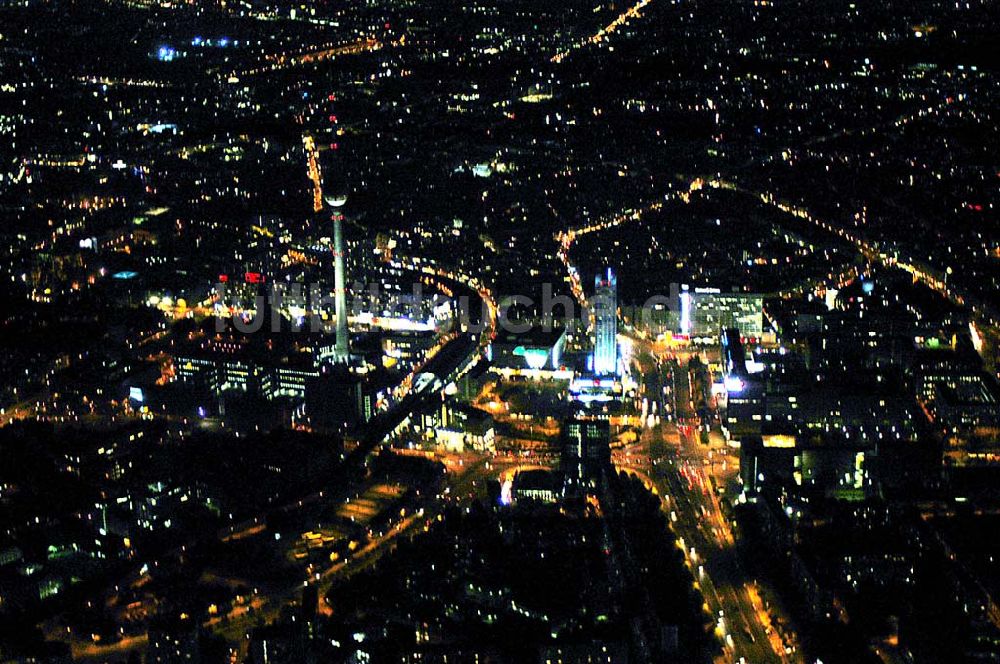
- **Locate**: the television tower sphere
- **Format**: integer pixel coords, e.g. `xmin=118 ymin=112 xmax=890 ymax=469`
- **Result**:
xmin=325 ymin=194 xmax=348 ymax=208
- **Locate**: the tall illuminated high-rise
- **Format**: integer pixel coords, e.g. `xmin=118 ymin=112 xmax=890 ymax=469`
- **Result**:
xmin=592 ymin=268 xmax=618 ymax=376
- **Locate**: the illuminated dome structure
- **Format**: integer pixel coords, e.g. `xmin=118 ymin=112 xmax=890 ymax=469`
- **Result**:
xmin=325 ymin=193 xmax=348 ymax=208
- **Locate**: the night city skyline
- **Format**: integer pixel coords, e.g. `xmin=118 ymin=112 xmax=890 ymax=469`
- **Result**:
xmin=0 ymin=0 xmax=998 ymax=663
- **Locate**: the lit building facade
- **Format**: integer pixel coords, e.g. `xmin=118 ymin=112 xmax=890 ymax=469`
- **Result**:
xmin=592 ymin=269 xmax=618 ymax=376
xmin=682 ymin=287 xmax=764 ymax=342
xmin=561 ymin=418 xmax=611 ymax=491
xmin=489 ymin=326 xmax=567 ymax=376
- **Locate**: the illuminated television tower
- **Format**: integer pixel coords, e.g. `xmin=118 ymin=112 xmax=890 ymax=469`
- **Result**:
xmin=327 ymin=193 xmax=349 ymax=363
xmin=303 ymin=134 xmax=350 ymax=363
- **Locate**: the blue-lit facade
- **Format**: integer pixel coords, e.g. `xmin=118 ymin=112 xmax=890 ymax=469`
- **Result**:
xmin=593 ymin=268 xmax=618 ymax=377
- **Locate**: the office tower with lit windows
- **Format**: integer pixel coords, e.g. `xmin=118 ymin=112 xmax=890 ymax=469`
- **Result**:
xmin=593 ymin=268 xmax=618 ymax=376
xmin=562 ymin=418 xmax=611 ymax=491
